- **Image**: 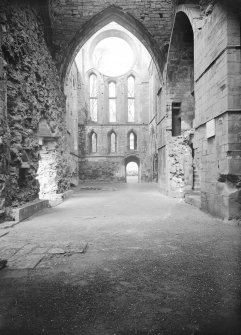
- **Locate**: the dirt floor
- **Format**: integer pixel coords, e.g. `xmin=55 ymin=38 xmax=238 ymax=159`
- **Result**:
xmin=0 ymin=183 xmax=240 ymax=335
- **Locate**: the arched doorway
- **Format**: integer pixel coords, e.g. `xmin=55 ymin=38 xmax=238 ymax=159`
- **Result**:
xmin=125 ymin=156 xmax=140 ymax=183
xmin=126 ymin=162 xmax=139 ymax=183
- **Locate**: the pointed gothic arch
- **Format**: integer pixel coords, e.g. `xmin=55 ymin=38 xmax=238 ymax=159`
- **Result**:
xmin=107 ymin=130 xmax=117 ymax=153
xmin=61 ymin=5 xmax=164 ymax=84
xmin=127 ymin=129 xmax=137 ymax=150
xmin=88 ymin=130 xmax=97 ymax=153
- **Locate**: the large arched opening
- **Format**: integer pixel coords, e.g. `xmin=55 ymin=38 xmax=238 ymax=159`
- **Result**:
xmin=60 ymin=6 xmax=164 ymax=84
xmin=65 ymin=16 xmax=161 ymax=184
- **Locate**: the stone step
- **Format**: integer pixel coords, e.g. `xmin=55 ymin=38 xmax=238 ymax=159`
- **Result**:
xmin=185 ymin=194 xmax=201 ymax=209
xmin=12 ymin=199 xmax=49 ymax=223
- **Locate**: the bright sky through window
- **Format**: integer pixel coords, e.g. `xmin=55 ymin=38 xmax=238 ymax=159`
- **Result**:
xmin=93 ymin=37 xmax=134 ymax=77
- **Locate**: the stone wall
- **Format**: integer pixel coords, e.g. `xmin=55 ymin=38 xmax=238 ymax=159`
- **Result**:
xmin=79 ymin=124 xmax=150 ymax=182
xmin=76 ymin=24 xmax=155 ymax=183
xmin=166 ymin=12 xmax=194 ymax=129
xmin=79 ymin=158 xmax=124 ymax=182
xmin=146 ymin=60 xmax=160 ymax=182
xmin=156 ymin=0 xmax=241 ymax=216
xmin=194 ymin=1 xmax=241 ymax=219
xmin=64 ymin=61 xmax=81 ymax=186
xmin=0 ymin=10 xmax=10 ymax=221
xmin=157 ymin=10 xmax=195 ymax=197
xmin=0 ymin=0 xmax=72 ymax=214
xmin=1 ymin=0 xmax=240 ymax=220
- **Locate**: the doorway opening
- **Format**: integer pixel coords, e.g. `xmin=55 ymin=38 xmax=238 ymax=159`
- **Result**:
xmin=126 ymin=162 xmax=139 ymax=183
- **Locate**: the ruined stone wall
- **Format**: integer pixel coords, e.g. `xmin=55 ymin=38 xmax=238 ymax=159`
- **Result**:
xmin=1 ymin=1 xmax=72 ymax=212
xmin=0 ymin=11 xmax=10 ymax=221
xmin=77 ymin=65 xmax=152 ymax=181
xmin=157 ymin=11 xmax=195 ymax=197
xmin=194 ymin=0 xmax=241 ymax=219
xmin=76 ymin=26 xmax=155 ymax=183
xmin=79 ymin=124 xmax=150 ymax=182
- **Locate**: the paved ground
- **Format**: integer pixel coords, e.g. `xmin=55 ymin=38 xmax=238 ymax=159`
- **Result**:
xmin=0 ymin=183 xmax=240 ymax=335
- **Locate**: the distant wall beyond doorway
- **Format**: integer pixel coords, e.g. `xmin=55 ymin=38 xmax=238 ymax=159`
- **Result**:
xmin=126 ymin=162 xmax=139 ymax=183
xmin=125 ymin=156 xmax=140 ymax=183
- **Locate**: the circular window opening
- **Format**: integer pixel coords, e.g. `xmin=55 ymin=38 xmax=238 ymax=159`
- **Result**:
xmin=92 ymin=37 xmax=135 ymax=77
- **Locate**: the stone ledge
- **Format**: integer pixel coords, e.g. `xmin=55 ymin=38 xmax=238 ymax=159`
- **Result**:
xmin=49 ymin=190 xmax=74 ymax=207
xmin=185 ymin=194 xmax=201 ymax=209
xmin=12 ymin=199 xmax=49 ymax=223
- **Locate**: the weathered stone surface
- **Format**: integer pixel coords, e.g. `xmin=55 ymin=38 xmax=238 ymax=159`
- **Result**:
xmin=158 ymin=1 xmax=241 ymax=218
xmin=0 ymin=9 xmax=10 ymax=222
xmin=0 ymin=258 xmax=7 ymax=270
xmin=0 ymin=231 xmax=9 ymax=238
xmin=12 ymin=199 xmax=49 ymax=222
xmin=48 ymin=248 xmax=65 ymax=254
xmin=7 ymin=254 xmax=43 ymax=269
xmin=0 ymin=0 xmax=74 ymax=216
xmin=158 ymin=10 xmax=195 ymax=197
xmin=0 ymin=0 xmax=240 ymax=221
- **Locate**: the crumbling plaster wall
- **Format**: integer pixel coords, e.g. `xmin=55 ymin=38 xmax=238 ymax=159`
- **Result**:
xmin=1 ymin=1 xmax=72 ymax=213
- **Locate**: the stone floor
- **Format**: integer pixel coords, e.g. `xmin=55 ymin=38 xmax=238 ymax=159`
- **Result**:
xmin=0 ymin=183 xmax=240 ymax=335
